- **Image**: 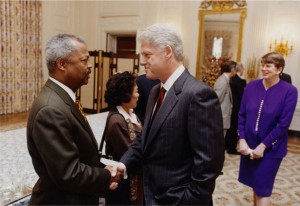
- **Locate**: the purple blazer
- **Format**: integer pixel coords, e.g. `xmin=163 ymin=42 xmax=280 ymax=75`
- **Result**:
xmin=238 ymin=79 xmax=298 ymax=158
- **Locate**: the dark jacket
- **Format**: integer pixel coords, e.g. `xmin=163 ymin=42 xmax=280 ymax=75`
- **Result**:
xmin=27 ymin=79 xmax=111 ymax=205
xmin=280 ymin=72 xmax=292 ymax=84
xmin=121 ymin=69 xmax=224 ymax=205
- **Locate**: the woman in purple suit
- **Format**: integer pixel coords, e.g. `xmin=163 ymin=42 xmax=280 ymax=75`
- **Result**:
xmin=237 ymin=52 xmax=298 ymax=206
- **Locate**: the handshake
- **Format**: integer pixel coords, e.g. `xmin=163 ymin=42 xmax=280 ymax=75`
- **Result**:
xmin=103 ymin=159 xmax=126 ymax=190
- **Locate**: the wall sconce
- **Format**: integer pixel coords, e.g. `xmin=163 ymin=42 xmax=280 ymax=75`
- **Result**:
xmin=269 ymin=36 xmax=293 ymax=57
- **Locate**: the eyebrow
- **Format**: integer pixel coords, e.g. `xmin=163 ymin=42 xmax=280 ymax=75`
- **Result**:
xmin=80 ymin=55 xmax=89 ymax=60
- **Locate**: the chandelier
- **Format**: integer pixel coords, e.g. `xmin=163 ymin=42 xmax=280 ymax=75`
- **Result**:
xmin=269 ymin=37 xmax=293 ymax=57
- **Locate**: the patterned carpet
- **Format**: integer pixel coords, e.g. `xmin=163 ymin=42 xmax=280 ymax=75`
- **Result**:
xmin=1 ymin=112 xmax=299 ymax=205
xmin=213 ymin=143 xmax=300 ymax=206
xmin=0 ymin=113 xmax=109 ymax=205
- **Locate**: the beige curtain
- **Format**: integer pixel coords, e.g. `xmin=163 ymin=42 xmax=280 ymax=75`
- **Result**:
xmin=204 ymin=30 xmax=232 ymax=60
xmin=0 ymin=0 xmax=43 ymax=115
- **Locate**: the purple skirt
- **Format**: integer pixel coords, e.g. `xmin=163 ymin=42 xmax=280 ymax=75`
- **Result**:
xmin=238 ymin=155 xmax=282 ymax=197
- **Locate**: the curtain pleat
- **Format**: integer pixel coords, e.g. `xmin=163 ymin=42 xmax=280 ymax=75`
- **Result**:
xmin=0 ymin=0 xmax=42 ymax=115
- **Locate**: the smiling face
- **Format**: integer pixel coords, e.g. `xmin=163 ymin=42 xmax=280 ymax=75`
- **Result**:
xmin=139 ymin=41 xmax=168 ymax=82
xmin=260 ymin=52 xmax=285 ymax=82
xmin=261 ymin=63 xmax=282 ymax=81
xmin=63 ymin=40 xmax=92 ymax=92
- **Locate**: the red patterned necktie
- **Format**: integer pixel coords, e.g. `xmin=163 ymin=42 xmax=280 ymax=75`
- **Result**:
xmin=152 ymin=87 xmax=166 ymax=120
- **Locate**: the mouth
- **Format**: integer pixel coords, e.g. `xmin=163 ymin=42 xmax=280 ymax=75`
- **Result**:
xmin=87 ymin=70 xmax=91 ymax=78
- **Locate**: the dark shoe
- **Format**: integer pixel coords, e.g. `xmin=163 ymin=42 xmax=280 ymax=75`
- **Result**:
xmin=227 ymin=150 xmax=240 ymax=155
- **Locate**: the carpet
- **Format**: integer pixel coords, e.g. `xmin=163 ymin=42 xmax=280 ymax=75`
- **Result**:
xmin=213 ymin=143 xmax=300 ymax=206
xmin=1 ymin=112 xmax=299 ymax=205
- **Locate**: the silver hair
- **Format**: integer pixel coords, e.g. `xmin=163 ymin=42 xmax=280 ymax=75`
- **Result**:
xmin=236 ymin=63 xmax=244 ymax=72
xmin=137 ymin=23 xmax=184 ymax=62
xmin=45 ymin=34 xmax=86 ymax=72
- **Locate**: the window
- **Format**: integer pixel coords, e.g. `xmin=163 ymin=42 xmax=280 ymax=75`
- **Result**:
xmin=212 ymin=37 xmax=223 ymax=59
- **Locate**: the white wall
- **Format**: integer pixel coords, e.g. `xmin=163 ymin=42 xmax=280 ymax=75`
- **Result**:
xmin=41 ymin=0 xmax=300 ymax=131
xmin=41 ymin=1 xmax=76 ymax=82
xmin=242 ymin=1 xmax=300 ymax=130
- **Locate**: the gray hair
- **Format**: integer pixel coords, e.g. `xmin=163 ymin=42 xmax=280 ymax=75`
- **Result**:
xmin=45 ymin=34 xmax=86 ymax=71
xmin=137 ymin=23 xmax=184 ymax=62
xmin=236 ymin=63 xmax=244 ymax=72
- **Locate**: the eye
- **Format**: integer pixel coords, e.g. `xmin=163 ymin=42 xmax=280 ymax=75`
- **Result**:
xmin=143 ymin=53 xmax=151 ymax=59
xmin=81 ymin=58 xmax=89 ymax=65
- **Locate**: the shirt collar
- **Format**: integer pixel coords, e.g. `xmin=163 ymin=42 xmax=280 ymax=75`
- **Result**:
xmin=116 ymin=105 xmax=139 ymax=125
xmin=49 ymin=77 xmax=76 ymax=102
xmin=161 ymin=64 xmax=185 ymax=92
xmin=237 ymin=73 xmax=244 ymax=79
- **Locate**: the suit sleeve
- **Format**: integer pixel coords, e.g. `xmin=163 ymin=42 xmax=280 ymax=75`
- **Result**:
xmin=31 ymin=106 xmax=111 ymax=195
xmin=214 ymin=78 xmax=226 ymax=102
xmin=182 ymin=86 xmax=225 ymax=204
xmin=262 ymin=87 xmax=298 ymax=148
xmin=119 ymin=129 xmax=143 ymax=174
xmin=238 ymin=84 xmax=249 ymax=139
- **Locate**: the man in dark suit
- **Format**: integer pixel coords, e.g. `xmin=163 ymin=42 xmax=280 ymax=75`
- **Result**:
xmin=27 ymin=34 xmax=119 ymax=205
xmin=120 ymin=24 xmax=224 ymax=205
xmin=225 ymin=63 xmax=247 ymax=154
xmin=280 ymin=72 xmax=292 ymax=84
xmin=134 ymin=74 xmax=160 ymax=124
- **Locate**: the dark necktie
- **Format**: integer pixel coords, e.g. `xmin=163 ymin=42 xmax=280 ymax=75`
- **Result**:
xmin=75 ymin=99 xmax=85 ymax=117
xmin=152 ymin=87 xmax=166 ymax=120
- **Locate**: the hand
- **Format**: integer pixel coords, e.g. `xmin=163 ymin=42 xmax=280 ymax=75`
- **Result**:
xmin=108 ymin=181 xmax=118 ymax=190
xmin=252 ymin=143 xmax=266 ymax=159
xmin=105 ymin=164 xmax=125 ymax=190
xmin=116 ymin=163 xmax=125 ymax=178
xmin=237 ymin=139 xmax=250 ymax=156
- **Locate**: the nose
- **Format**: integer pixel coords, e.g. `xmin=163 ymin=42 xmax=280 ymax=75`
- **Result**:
xmin=87 ymin=63 xmax=92 ymax=71
xmin=140 ymin=56 xmax=146 ymax=66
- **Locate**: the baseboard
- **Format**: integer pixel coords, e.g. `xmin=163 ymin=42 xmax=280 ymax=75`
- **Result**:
xmin=288 ymin=130 xmax=300 ymax=137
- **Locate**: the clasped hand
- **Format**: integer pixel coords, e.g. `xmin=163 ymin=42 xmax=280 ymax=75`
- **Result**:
xmin=251 ymin=143 xmax=266 ymax=159
xmin=105 ymin=163 xmax=125 ymax=190
xmin=237 ymin=139 xmax=265 ymax=159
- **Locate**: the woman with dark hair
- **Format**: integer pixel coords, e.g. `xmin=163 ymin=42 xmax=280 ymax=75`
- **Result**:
xmin=102 ymin=71 xmax=143 ymax=205
xmin=237 ymin=52 xmax=298 ymax=206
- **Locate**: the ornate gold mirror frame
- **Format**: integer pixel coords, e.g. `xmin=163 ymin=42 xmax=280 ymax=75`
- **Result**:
xmin=195 ymin=2 xmax=247 ymax=80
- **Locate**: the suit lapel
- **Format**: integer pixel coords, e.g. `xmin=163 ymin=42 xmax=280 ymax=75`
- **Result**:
xmin=143 ymin=84 xmax=160 ymax=140
xmin=46 ymin=80 xmax=99 ymax=150
xmin=70 ymin=105 xmax=99 ymax=149
xmin=144 ymin=70 xmax=189 ymax=151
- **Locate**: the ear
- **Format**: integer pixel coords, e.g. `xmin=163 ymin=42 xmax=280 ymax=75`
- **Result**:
xmin=277 ymin=67 xmax=283 ymax=74
xmin=56 ymin=58 xmax=67 ymax=71
xmin=164 ymin=45 xmax=173 ymax=59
